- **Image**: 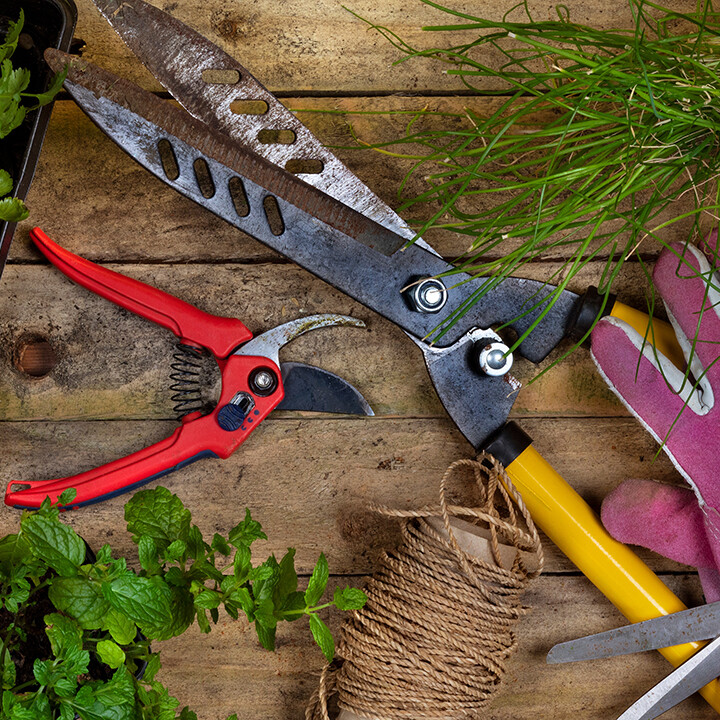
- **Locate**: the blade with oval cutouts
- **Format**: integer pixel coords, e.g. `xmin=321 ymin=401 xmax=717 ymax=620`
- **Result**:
xmin=88 ymin=0 xmax=433 ymax=252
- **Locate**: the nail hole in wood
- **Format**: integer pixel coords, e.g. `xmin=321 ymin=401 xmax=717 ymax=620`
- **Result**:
xmin=229 ymin=177 xmax=250 ymax=217
xmin=257 ymin=128 xmax=296 ymax=145
xmin=14 ymin=336 xmax=57 ymax=378
xmin=229 ymin=99 xmax=268 ymax=115
xmin=263 ymin=196 xmax=285 ymax=236
xmin=285 ymin=158 xmax=324 ymax=175
xmin=202 ymin=68 xmax=241 ymax=84
xmin=158 ymin=139 xmax=180 ymax=181
xmin=193 ymin=157 xmax=216 ymax=199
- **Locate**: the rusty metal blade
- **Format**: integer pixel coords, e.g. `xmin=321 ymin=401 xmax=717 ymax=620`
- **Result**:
xmin=88 ymin=0 xmax=431 ymax=252
xmin=44 ymin=51 xmax=406 ymax=258
xmin=45 ymin=49 xmax=579 ymax=373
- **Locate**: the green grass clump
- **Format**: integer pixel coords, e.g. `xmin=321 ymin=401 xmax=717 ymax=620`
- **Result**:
xmin=348 ymin=0 xmax=720 ymax=346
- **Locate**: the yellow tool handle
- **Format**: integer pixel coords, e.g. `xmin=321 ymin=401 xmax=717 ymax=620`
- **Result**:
xmin=505 ymin=442 xmax=720 ymax=713
xmin=609 ymin=300 xmax=685 ymax=370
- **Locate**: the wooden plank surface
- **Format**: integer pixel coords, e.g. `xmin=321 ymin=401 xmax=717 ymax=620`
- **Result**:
xmin=1 ymin=0 xmax=713 ymax=718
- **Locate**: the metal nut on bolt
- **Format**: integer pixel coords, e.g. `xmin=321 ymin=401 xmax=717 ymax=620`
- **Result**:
xmin=249 ymin=367 xmax=279 ymax=396
xmin=474 ymin=340 xmax=513 ymax=377
xmin=406 ymin=277 xmax=447 ymax=314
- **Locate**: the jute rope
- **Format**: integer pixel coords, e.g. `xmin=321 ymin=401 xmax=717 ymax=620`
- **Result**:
xmin=306 ymin=453 xmax=544 ymax=720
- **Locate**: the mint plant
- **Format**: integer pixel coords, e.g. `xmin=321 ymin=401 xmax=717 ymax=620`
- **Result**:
xmin=1 ymin=11 xmax=67 ymax=223
xmin=0 ymin=486 xmax=365 ymax=719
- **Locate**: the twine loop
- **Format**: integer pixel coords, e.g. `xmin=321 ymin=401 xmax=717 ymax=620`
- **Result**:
xmin=306 ymin=453 xmax=543 ymax=720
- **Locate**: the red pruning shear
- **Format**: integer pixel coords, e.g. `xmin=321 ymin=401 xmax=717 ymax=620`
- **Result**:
xmin=5 ymin=228 xmax=371 ymax=509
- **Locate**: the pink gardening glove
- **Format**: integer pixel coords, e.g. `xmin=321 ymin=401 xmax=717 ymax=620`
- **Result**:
xmin=591 ymin=233 xmax=720 ymax=601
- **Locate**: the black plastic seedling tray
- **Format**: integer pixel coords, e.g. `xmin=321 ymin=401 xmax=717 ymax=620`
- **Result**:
xmin=0 ymin=0 xmax=77 ymax=278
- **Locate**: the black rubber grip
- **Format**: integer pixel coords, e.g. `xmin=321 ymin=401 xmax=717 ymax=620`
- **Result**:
xmin=484 ymin=421 xmax=532 ymax=467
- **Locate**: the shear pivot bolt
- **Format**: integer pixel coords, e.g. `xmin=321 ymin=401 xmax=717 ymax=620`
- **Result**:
xmin=407 ymin=278 xmax=447 ymax=314
xmin=474 ymin=341 xmax=513 ymax=377
xmin=249 ymin=367 xmax=278 ymax=396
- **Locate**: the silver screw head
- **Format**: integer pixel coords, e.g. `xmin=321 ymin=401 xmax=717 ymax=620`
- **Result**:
xmin=253 ymin=370 xmax=274 ymax=389
xmin=409 ymin=278 xmax=447 ymax=314
xmin=476 ymin=341 xmax=513 ymax=377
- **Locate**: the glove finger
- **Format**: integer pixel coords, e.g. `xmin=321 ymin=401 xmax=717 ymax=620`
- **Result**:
xmin=653 ymin=240 xmax=720 ymax=389
xmin=697 ymin=567 xmax=720 ymax=604
xmin=601 ymin=478 xmax=715 ymax=568
xmin=591 ymin=315 xmax=720 ymax=505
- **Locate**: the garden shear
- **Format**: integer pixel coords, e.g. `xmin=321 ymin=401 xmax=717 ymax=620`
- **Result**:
xmin=35 ymin=0 xmax=720 ymax=710
xmin=5 ymin=228 xmax=371 ymax=509
xmin=548 ymin=600 xmax=720 ymax=719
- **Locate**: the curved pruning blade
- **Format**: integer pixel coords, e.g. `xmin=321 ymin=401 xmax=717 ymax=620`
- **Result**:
xmin=277 ymin=361 xmax=373 ymax=416
xmin=234 ymin=314 xmax=365 ymax=366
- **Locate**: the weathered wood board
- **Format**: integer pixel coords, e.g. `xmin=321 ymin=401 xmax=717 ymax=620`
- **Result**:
xmin=0 ymin=0 xmax=714 ymax=718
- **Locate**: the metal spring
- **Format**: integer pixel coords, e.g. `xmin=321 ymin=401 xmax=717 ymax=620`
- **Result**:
xmin=169 ymin=343 xmax=206 ymax=418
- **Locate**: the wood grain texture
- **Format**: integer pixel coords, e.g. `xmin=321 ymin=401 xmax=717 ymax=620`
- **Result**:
xmin=72 ymin=0 xmax=699 ymax=94
xmin=0 ymin=0 xmax=711 ymax=717
xmin=0 ymin=417 xmax=685 ymax=574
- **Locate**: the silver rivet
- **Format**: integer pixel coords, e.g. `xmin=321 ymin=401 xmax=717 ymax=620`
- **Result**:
xmin=476 ymin=341 xmax=513 ymax=377
xmin=408 ymin=278 xmax=447 ymax=314
xmin=253 ymin=370 xmax=274 ymax=389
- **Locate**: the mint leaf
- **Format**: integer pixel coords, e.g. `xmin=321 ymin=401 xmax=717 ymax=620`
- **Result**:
xmin=150 ymin=585 xmax=195 ymax=641
xmin=95 ymin=544 xmax=113 ymax=564
xmin=275 ymin=549 xmax=298 ymax=604
xmin=102 ymin=575 xmax=173 ymax=634
xmin=279 ymin=591 xmax=307 ymax=622
xmin=211 ymin=533 xmax=231 ymax=556
xmin=255 ymin=621 xmax=276 ymax=651
xmin=49 ymin=578 xmax=109 ymax=630
xmin=253 ymin=598 xmax=277 ymax=630
xmin=1 ymin=648 xmax=15 ymax=690
xmin=97 ymin=640 xmax=126 ymax=669
xmin=74 ymin=668 xmax=135 ymax=720
xmin=103 ymin=608 xmax=137 ymax=646
xmin=125 ymin=486 xmax=190 ymax=553
xmin=137 ymin=536 xmax=161 ymax=576
xmin=308 ymin=614 xmax=335 ymax=662
xmin=164 ymin=539 xmax=187 ymax=563
xmin=304 ymin=553 xmax=329 ymax=607
xmin=44 ymin=613 xmax=82 ymax=657
xmin=57 ymin=488 xmax=77 ymax=506
xmin=228 ymin=587 xmax=253 ymax=620
xmin=20 ymin=513 xmax=85 ymax=576
xmin=228 ymin=509 xmax=267 ymax=548
xmin=194 ymin=590 xmax=221 ymax=610
xmin=333 ymin=586 xmax=367 ymax=611
xmin=233 ymin=544 xmax=251 ymax=582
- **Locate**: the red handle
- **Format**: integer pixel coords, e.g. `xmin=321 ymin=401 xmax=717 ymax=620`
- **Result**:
xmin=30 ymin=228 xmax=252 ymax=358
xmin=5 ymin=355 xmax=283 ymax=508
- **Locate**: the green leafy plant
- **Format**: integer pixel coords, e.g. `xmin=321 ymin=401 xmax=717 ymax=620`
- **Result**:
xmin=1 ymin=11 xmax=67 ymax=223
xmin=0 ymin=486 xmax=365 ymax=719
xmin=345 ymin=0 xmax=720 ymax=350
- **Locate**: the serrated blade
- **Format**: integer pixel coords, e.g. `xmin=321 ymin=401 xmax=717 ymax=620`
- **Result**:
xmin=277 ymin=361 xmax=373 ymax=416
xmin=89 ymin=0 xmax=429 ymax=252
xmin=547 ymin=602 xmax=720 ymax=664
